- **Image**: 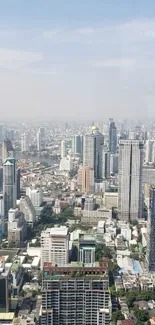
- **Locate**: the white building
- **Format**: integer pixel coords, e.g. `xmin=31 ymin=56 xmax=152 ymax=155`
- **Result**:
xmin=83 ymin=126 xmax=104 ymax=180
xmin=37 ymin=131 xmax=41 ymax=151
xmin=61 ymin=140 xmax=67 ymax=159
xmin=26 ymin=187 xmax=43 ymax=207
xmin=145 ymin=140 xmax=155 ymax=163
xmin=20 ymin=196 xmax=36 ymax=227
xmin=41 ymin=226 xmax=69 ymax=268
xmin=118 ymin=140 xmax=143 ymax=221
xmin=60 ymin=157 xmax=73 ymax=171
xmin=21 ymin=133 xmax=29 ymax=152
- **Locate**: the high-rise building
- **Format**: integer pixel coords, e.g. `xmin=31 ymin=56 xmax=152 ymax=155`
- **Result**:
xmin=37 ymin=131 xmax=41 ymax=151
xmin=146 ymin=186 xmax=155 ymax=272
xmin=26 ymin=187 xmax=43 ymax=207
xmin=83 ymin=126 xmax=104 ymax=180
xmin=118 ymin=140 xmax=143 ymax=221
xmin=102 ymin=150 xmax=110 ymax=179
xmin=3 ymin=158 xmax=17 ymax=218
xmin=42 ymin=262 xmax=111 ymax=325
xmin=20 ymin=196 xmax=36 ymax=227
xmin=109 ymin=118 xmax=117 ymax=154
xmin=60 ymin=140 xmax=67 ymax=158
xmin=78 ymin=166 xmax=94 ymax=193
xmin=145 ymin=140 xmax=155 ymax=163
xmin=0 ymin=125 xmax=4 ymax=142
xmin=41 ymin=226 xmax=69 ymax=268
xmin=110 ymin=153 xmax=119 ymax=174
xmin=21 ymin=133 xmax=29 ymax=152
xmin=2 ymin=140 xmax=14 ymax=162
xmin=72 ymin=135 xmax=83 ymax=156
xmin=39 ymin=127 xmax=45 ymax=149
xmin=17 ymin=169 xmax=20 ymax=200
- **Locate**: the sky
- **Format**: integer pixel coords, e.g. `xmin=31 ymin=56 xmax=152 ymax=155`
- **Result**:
xmin=0 ymin=0 xmax=155 ymax=121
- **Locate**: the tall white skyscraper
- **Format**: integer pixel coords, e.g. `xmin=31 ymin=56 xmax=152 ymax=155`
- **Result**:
xmin=145 ymin=140 xmax=155 ymax=163
xmin=83 ymin=126 xmax=104 ymax=180
xmin=21 ymin=133 xmax=29 ymax=152
xmin=41 ymin=226 xmax=69 ymax=269
xmin=3 ymin=158 xmax=17 ymax=218
xmin=61 ymin=140 xmax=67 ymax=158
xmin=37 ymin=131 xmax=41 ymax=151
xmin=118 ymin=140 xmax=143 ymax=221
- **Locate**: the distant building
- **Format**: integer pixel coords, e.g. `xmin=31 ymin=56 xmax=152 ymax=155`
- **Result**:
xmin=60 ymin=140 xmax=67 ymax=159
xmin=26 ymin=187 xmax=43 ymax=207
xmin=0 ymin=125 xmax=4 ymax=142
xmin=21 ymin=133 xmax=29 ymax=152
xmin=8 ymin=208 xmax=27 ymax=244
xmin=145 ymin=140 xmax=155 ymax=163
xmin=71 ymin=135 xmax=83 ymax=156
xmin=37 ymin=131 xmax=41 ymax=151
xmin=118 ymin=140 xmax=143 ymax=221
xmin=20 ymin=196 xmax=36 ymax=227
xmin=78 ymin=166 xmax=94 ymax=193
xmin=83 ymin=126 xmax=104 ymax=180
xmin=2 ymin=140 xmax=14 ymax=162
xmin=60 ymin=157 xmax=73 ymax=171
xmin=3 ymin=158 xmax=17 ymax=219
xmin=109 ymin=118 xmax=117 ymax=153
xmin=110 ymin=153 xmax=118 ymax=174
xmin=41 ymin=226 xmax=69 ymax=268
xmin=146 ymin=186 xmax=155 ymax=272
xmin=102 ymin=150 xmax=110 ymax=178
xmin=16 ymin=169 xmax=20 ymax=200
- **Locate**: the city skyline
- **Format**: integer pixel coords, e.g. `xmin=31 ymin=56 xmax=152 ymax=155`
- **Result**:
xmin=0 ymin=1 xmax=155 ymax=119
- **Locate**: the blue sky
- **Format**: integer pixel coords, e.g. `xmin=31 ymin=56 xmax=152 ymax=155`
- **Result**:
xmin=0 ymin=0 xmax=155 ymax=120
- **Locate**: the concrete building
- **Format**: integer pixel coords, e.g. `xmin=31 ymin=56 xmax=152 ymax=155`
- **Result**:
xmin=109 ymin=118 xmax=117 ymax=153
xmin=78 ymin=166 xmax=94 ymax=193
xmin=8 ymin=208 xmax=27 ymax=244
xmin=102 ymin=150 xmax=110 ymax=178
xmin=21 ymin=133 xmax=29 ymax=152
xmin=41 ymin=226 xmax=69 ymax=268
xmin=3 ymin=158 xmax=17 ymax=218
xmin=83 ymin=126 xmax=104 ymax=180
xmin=37 ymin=131 xmax=41 ymax=151
xmin=20 ymin=196 xmax=36 ymax=227
xmin=26 ymin=187 xmax=43 ymax=207
xmin=110 ymin=153 xmax=118 ymax=174
xmin=103 ymin=192 xmax=118 ymax=208
xmin=146 ymin=186 xmax=155 ymax=272
xmin=118 ymin=140 xmax=143 ymax=221
xmin=78 ymin=234 xmax=96 ymax=264
xmin=145 ymin=140 xmax=155 ymax=163
xmin=0 ymin=261 xmax=11 ymax=312
xmin=60 ymin=140 xmax=67 ymax=159
xmin=42 ymin=262 xmax=111 ymax=325
xmin=2 ymin=140 xmax=14 ymax=162
xmin=60 ymin=157 xmax=73 ymax=171
xmin=72 ymin=135 xmax=83 ymax=156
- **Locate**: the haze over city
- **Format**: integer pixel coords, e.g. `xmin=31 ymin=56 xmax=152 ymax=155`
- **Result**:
xmin=0 ymin=0 xmax=154 ymax=120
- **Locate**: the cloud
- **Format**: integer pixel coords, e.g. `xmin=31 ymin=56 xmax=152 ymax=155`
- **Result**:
xmin=0 ymin=48 xmax=43 ymax=70
xmin=93 ymin=59 xmax=136 ymax=69
xmin=42 ymin=29 xmax=62 ymax=39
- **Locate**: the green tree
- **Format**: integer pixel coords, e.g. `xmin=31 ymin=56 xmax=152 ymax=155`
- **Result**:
xmin=112 ymin=310 xmax=125 ymax=324
xmin=132 ymin=220 xmax=138 ymax=226
xmin=134 ymin=307 xmax=149 ymax=322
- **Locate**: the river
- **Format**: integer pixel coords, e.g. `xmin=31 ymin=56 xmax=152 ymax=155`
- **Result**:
xmin=15 ymin=153 xmax=59 ymax=166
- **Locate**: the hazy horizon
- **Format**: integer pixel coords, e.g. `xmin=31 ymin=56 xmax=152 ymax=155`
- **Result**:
xmin=0 ymin=1 xmax=155 ymax=120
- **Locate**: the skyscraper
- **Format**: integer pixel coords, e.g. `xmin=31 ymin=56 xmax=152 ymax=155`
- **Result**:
xmin=42 ymin=262 xmax=111 ymax=325
xmin=41 ymin=226 xmax=69 ymax=268
xmin=145 ymin=140 xmax=155 ymax=163
xmin=146 ymin=186 xmax=155 ymax=272
xmin=118 ymin=140 xmax=143 ymax=221
xmin=37 ymin=131 xmax=41 ymax=151
xmin=102 ymin=150 xmax=110 ymax=179
xmin=72 ymin=135 xmax=83 ymax=156
xmin=2 ymin=140 xmax=14 ymax=162
xmin=60 ymin=140 xmax=67 ymax=159
xmin=21 ymin=133 xmax=29 ymax=152
xmin=3 ymin=158 xmax=17 ymax=218
xmin=78 ymin=166 xmax=94 ymax=193
xmin=83 ymin=126 xmax=104 ymax=180
xmin=109 ymin=118 xmax=117 ymax=154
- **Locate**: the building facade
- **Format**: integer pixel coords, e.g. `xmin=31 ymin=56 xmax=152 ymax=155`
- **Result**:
xmin=41 ymin=226 xmax=69 ymax=269
xmin=118 ymin=140 xmax=143 ymax=221
xmin=109 ymin=118 xmax=117 ymax=154
xmin=146 ymin=186 xmax=155 ymax=272
xmin=42 ymin=262 xmax=111 ymax=325
xmin=3 ymin=158 xmax=17 ymax=219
